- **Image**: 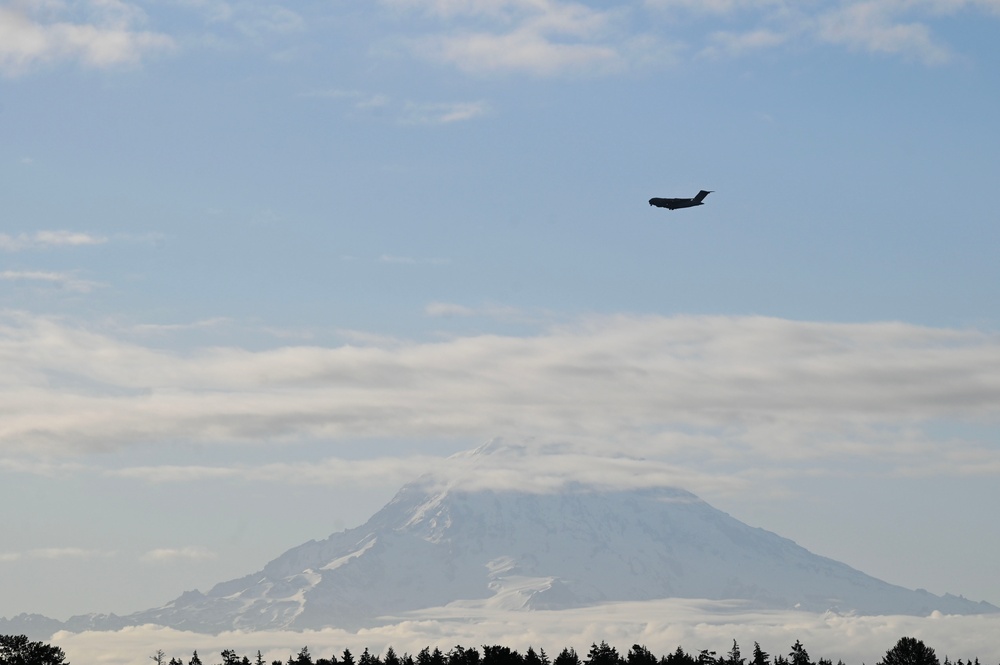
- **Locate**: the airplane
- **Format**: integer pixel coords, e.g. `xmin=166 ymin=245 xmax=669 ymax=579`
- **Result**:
xmin=648 ymin=190 xmax=713 ymax=210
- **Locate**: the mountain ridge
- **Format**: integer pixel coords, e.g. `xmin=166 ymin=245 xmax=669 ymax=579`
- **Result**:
xmin=3 ymin=446 xmax=997 ymax=638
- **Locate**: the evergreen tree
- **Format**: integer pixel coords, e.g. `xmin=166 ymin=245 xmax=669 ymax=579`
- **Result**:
xmin=554 ymin=648 xmax=580 ymax=665
xmin=697 ymin=650 xmax=717 ymax=665
xmin=359 ymin=648 xmax=382 ymax=665
xmin=384 ymin=647 xmax=401 ymax=665
xmin=294 ymin=647 xmax=314 ymax=665
xmin=221 ymin=649 xmax=243 ymax=665
xmin=448 ymin=645 xmax=480 ymax=665
xmin=662 ymin=647 xmax=696 ymax=665
xmin=586 ymin=642 xmax=621 ymax=665
xmin=877 ymin=638 xmax=940 ymax=665
xmin=723 ymin=642 xmax=744 ymax=665
xmin=525 ymin=648 xmax=544 ymax=665
xmin=789 ymin=642 xmax=812 ymax=665
xmin=189 ymin=650 xmax=203 ymax=665
xmin=342 ymin=650 xmax=356 ymax=665
xmin=751 ymin=643 xmax=769 ymax=665
xmin=169 ymin=659 xmax=184 ymax=665
xmin=627 ymin=645 xmax=657 ymax=665
xmin=773 ymin=655 xmax=790 ymax=665
xmin=482 ymin=645 xmax=523 ymax=665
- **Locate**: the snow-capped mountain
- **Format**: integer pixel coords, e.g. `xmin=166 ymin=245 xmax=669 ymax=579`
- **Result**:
xmin=122 ymin=446 xmax=996 ymax=632
xmin=3 ymin=443 xmax=996 ymax=637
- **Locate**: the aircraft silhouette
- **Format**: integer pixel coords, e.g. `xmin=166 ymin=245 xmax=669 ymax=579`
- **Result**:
xmin=649 ymin=190 xmax=712 ymax=210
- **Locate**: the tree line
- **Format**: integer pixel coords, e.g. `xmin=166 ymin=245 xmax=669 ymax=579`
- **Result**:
xmin=1 ymin=633 xmax=993 ymax=665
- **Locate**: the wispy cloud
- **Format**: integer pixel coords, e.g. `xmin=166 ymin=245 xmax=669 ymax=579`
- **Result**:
xmin=304 ymin=89 xmax=486 ymax=124
xmin=379 ymin=254 xmax=451 ymax=265
xmin=129 ymin=318 xmax=232 ymax=335
xmin=140 ymin=546 xmax=218 ymax=563
xmin=400 ymin=100 xmax=489 ymax=124
xmin=0 ymin=547 xmax=116 ymax=562
xmin=0 ymin=231 xmax=107 ymax=252
xmin=0 ymin=0 xmax=173 ymax=76
xmin=0 ymin=270 xmax=102 ymax=293
xmin=424 ymin=301 xmax=546 ymax=323
xmin=384 ymin=0 xmax=628 ymax=75
xmin=377 ymin=0 xmax=1000 ymax=72
xmin=645 ymin=0 xmax=990 ymax=63
xmin=1 ymin=312 xmax=997 ymax=484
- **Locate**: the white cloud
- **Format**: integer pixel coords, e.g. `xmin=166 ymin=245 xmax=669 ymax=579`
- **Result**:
xmin=386 ymin=0 xmax=627 ymax=75
xmin=644 ymin=0 xmax=997 ymax=64
xmin=304 ymin=89 xmax=485 ymax=124
xmin=816 ymin=2 xmax=952 ymax=64
xmin=49 ymin=602 xmax=1000 ymax=665
xmin=400 ymin=100 xmax=489 ymax=124
xmin=9 ymin=547 xmax=117 ymax=560
xmin=0 ymin=231 xmax=108 ymax=251
xmin=423 ymin=301 xmax=548 ymax=323
xmin=140 ymin=546 xmax=218 ymax=563
xmin=379 ymin=254 xmax=451 ymax=264
xmin=0 ymin=270 xmax=102 ymax=293
xmin=1 ymin=312 xmax=997 ymax=485
xmin=129 ymin=318 xmax=232 ymax=335
xmin=702 ymin=28 xmax=788 ymax=57
xmin=416 ymin=29 xmax=623 ymax=75
xmin=0 ymin=1 xmax=173 ymax=76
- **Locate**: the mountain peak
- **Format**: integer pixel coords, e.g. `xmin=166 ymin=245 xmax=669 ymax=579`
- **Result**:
xmin=8 ymin=444 xmax=995 ymax=636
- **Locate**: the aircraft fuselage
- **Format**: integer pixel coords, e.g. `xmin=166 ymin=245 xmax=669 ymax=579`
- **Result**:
xmin=649 ymin=190 xmax=713 ymax=210
xmin=648 ymin=198 xmax=703 ymax=210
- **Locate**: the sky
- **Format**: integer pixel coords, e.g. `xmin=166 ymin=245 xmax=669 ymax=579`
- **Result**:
xmin=1 ymin=0 xmax=1000 ymax=647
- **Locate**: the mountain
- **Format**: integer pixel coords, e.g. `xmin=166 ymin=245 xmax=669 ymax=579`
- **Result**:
xmin=3 ymin=444 xmax=996 ymax=637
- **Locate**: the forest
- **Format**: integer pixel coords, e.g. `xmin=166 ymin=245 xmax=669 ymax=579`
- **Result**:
xmin=1 ymin=634 xmax=993 ymax=665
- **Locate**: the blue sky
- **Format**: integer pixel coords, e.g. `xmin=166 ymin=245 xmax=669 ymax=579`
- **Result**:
xmin=2 ymin=0 xmax=1000 ymax=646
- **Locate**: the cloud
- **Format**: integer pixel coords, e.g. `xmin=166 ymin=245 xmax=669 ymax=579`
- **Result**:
xmin=415 ymin=30 xmax=624 ymax=76
xmin=816 ymin=2 xmax=952 ymax=64
xmin=303 ymin=89 xmax=486 ymax=124
xmin=0 ymin=270 xmax=102 ymax=293
xmin=400 ymin=101 xmax=489 ymax=124
xmin=140 ymin=546 xmax=218 ymax=563
xmin=1 ymin=312 xmax=998 ymax=486
xmin=423 ymin=301 xmax=548 ymax=324
xmin=645 ymin=0 xmax=995 ymax=64
xmin=0 ymin=547 xmax=116 ymax=561
xmin=49 ymin=602 xmax=1000 ymax=665
xmin=702 ymin=28 xmax=788 ymax=57
xmin=385 ymin=0 xmax=627 ymax=75
xmin=379 ymin=254 xmax=451 ymax=265
xmin=129 ymin=318 xmax=232 ymax=335
xmin=0 ymin=1 xmax=173 ymax=76
xmin=0 ymin=231 xmax=108 ymax=252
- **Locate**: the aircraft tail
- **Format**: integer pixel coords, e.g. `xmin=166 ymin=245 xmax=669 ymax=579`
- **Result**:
xmin=693 ymin=190 xmax=712 ymax=203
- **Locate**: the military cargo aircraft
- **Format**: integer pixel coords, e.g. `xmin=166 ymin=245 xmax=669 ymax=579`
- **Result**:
xmin=649 ymin=190 xmax=712 ymax=210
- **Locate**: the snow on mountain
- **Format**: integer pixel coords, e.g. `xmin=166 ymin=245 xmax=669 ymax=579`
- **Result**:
xmin=3 ymin=442 xmax=996 ymax=637
xmin=117 ymin=445 xmax=996 ymax=632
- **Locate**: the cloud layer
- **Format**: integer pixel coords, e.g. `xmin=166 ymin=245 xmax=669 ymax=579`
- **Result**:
xmin=2 ymin=311 xmax=997 ymax=484
xmin=0 ymin=1 xmax=173 ymax=76
xmin=51 ymin=601 xmax=1000 ymax=665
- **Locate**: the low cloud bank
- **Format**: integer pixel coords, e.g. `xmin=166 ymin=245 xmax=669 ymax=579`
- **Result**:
xmin=53 ymin=601 xmax=1000 ymax=665
xmin=2 ymin=312 xmax=998 ymax=482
